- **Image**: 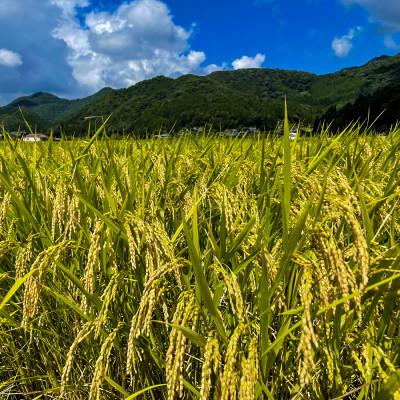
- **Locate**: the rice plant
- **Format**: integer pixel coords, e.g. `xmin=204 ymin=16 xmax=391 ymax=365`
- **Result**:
xmin=0 ymin=123 xmax=399 ymax=399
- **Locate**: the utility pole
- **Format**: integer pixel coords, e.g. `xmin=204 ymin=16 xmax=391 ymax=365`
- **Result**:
xmin=84 ymin=115 xmax=104 ymax=135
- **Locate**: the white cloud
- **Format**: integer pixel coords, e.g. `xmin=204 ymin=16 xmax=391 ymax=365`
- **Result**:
xmin=204 ymin=64 xmax=225 ymax=74
xmin=50 ymin=0 xmax=89 ymax=17
xmin=384 ymin=35 xmax=400 ymax=49
xmin=86 ymin=1 xmax=190 ymax=58
xmin=187 ymin=51 xmax=207 ymax=68
xmin=232 ymin=53 xmax=266 ymax=70
xmin=86 ymin=12 xmax=127 ymax=35
xmin=51 ymin=0 xmax=212 ymax=91
xmin=0 ymin=49 xmax=22 ymax=67
xmin=53 ymin=21 xmax=91 ymax=55
xmin=341 ymin=0 xmax=400 ymax=31
xmin=331 ymin=27 xmax=362 ymax=57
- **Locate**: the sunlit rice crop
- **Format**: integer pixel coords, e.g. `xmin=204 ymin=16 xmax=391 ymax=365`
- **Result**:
xmin=0 ymin=123 xmax=400 ymax=399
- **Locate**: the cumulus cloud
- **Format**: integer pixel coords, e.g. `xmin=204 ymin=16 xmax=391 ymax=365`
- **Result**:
xmin=341 ymin=0 xmax=400 ymax=31
xmin=0 ymin=49 xmax=22 ymax=67
xmin=203 ymin=64 xmax=225 ymax=74
xmin=331 ymin=27 xmax=362 ymax=57
xmin=232 ymin=53 xmax=266 ymax=69
xmin=52 ymin=0 xmax=210 ymax=91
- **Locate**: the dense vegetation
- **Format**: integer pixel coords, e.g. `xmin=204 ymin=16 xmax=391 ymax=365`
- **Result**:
xmin=317 ymin=82 xmax=400 ymax=131
xmin=1 ymin=120 xmax=400 ymax=399
xmin=1 ymin=53 xmax=400 ymax=134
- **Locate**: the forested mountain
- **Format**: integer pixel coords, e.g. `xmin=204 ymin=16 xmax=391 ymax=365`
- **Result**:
xmin=1 ymin=53 xmax=400 ymax=134
xmin=316 ymin=82 xmax=400 ymax=131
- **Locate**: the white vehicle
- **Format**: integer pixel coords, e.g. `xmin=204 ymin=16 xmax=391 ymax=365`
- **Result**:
xmin=289 ymin=129 xmax=297 ymax=141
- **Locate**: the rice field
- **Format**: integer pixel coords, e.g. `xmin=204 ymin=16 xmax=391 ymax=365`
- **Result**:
xmin=0 ymin=123 xmax=400 ymax=399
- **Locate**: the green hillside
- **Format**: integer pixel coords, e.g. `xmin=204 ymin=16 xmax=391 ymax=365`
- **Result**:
xmin=316 ymin=82 xmax=400 ymax=131
xmin=310 ymin=55 xmax=400 ymax=108
xmin=1 ymin=53 xmax=400 ymax=134
xmin=9 ymin=92 xmax=71 ymax=121
xmin=60 ymin=75 xmax=287 ymax=134
xmin=0 ymin=106 xmax=49 ymax=132
xmin=0 ymin=88 xmax=116 ymax=132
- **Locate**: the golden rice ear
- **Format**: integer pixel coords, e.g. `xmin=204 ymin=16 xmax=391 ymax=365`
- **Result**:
xmin=15 ymin=236 xmax=34 ymax=280
xmin=298 ymin=263 xmax=318 ymax=387
xmin=22 ymin=242 xmax=69 ymax=329
xmin=0 ymin=192 xmax=11 ymax=235
xmin=341 ymin=202 xmax=370 ymax=294
xmin=94 ymin=271 xmax=119 ymax=339
xmin=51 ymin=183 xmax=67 ymax=241
xmin=211 ymin=264 xmax=245 ymax=323
xmin=165 ymin=292 xmax=198 ymax=400
xmin=82 ymin=220 xmax=103 ymax=314
xmin=60 ymin=322 xmax=94 ymax=398
xmin=200 ymin=333 xmax=221 ymax=400
xmin=220 ymin=324 xmax=246 ymax=400
xmin=89 ymin=324 xmax=121 ymax=400
xmin=239 ymin=336 xmax=259 ymax=400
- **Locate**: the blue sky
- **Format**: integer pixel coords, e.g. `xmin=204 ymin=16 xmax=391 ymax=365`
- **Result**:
xmin=0 ymin=0 xmax=400 ymax=104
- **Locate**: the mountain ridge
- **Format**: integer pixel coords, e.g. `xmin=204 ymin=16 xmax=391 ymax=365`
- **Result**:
xmin=1 ymin=53 xmax=400 ymax=134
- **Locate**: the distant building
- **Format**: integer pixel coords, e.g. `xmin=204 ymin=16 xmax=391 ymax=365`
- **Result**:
xmin=23 ymin=133 xmax=49 ymax=142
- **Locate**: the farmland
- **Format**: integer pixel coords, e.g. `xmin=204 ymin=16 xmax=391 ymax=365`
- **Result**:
xmin=0 ymin=124 xmax=400 ymax=399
